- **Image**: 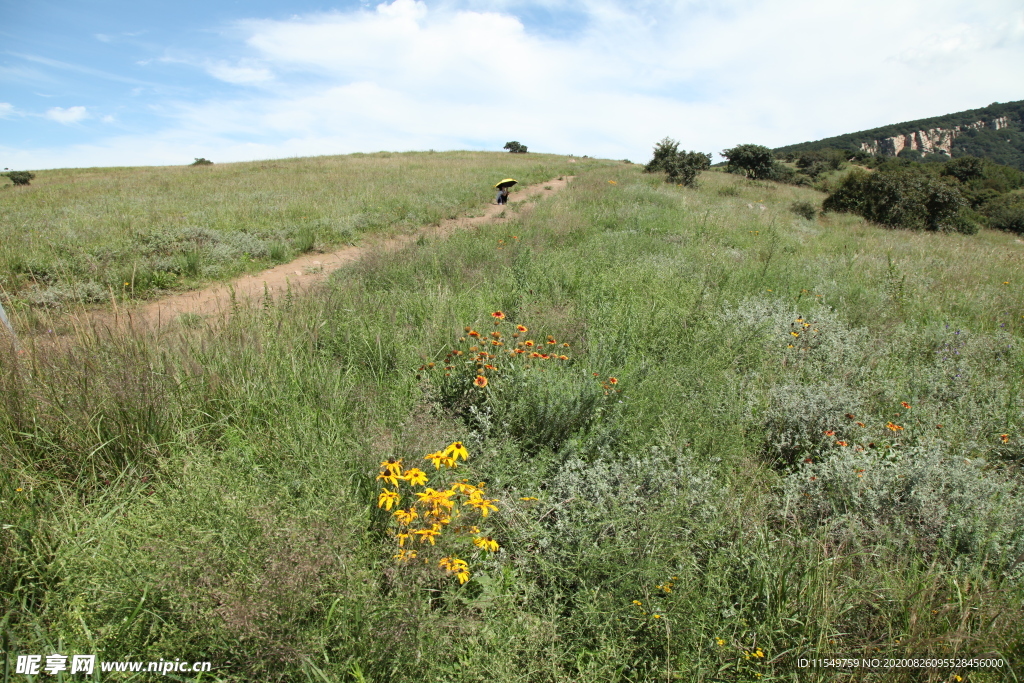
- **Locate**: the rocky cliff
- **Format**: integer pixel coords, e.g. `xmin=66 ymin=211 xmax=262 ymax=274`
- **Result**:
xmin=859 ymin=117 xmax=1011 ymax=158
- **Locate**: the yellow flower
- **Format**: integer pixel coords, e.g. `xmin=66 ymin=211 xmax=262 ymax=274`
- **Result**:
xmin=632 ymin=600 xmax=643 ymax=606
xmin=473 ymin=536 xmax=500 ymax=552
xmin=394 ymin=507 xmax=419 ymax=525
xmin=403 ymin=468 xmax=428 ymax=487
xmin=715 ymin=638 xmax=726 ymax=647
xmin=519 ymin=496 xmax=538 ymax=501
xmin=376 ymin=459 xmax=404 ymax=486
xmin=444 ymin=442 xmax=470 ymax=462
xmin=396 ymin=532 xmax=410 ymax=546
xmin=474 ymin=375 xmax=488 ymax=388
xmin=415 ymin=487 xmax=457 ymax=513
xmin=413 ymin=528 xmax=441 ymax=545
xmin=790 ymin=331 xmax=799 ymax=337
xmin=653 ymin=614 xmax=662 ymax=619
xmin=393 ymin=548 xmax=418 ymax=561
xmin=424 ymin=450 xmax=446 ymax=469
xmin=451 ymin=480 xmax=480 ymax=495
xmin=377 ymin=488 xmax=400 ymax=511
xmin=466 ymin=493 xmax=499 ymax=517
xmin=439 ymin=556 xmax=471 ymax=584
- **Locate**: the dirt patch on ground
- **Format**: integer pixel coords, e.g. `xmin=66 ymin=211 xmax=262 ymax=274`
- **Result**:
xmin=129 ymin=175 xmax=572 ymax=326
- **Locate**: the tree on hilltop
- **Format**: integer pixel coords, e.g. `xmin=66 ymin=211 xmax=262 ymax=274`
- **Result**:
xmin=503 ymin=141 xmax=528 ymax=154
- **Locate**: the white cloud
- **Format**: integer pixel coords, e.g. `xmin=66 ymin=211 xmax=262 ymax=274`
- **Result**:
xmin=10 ymin=0 xmax=1024 ymax=168
xmin=45 ymin=106 xmax=89 ymax=124
xmin=206 ymin=62 xmax=275 ymax=84
xmin=0 ymin=103 xmax=14 ymax=117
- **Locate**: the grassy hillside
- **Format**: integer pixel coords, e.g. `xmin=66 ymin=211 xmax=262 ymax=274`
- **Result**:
xmin=0 ymin=151 xmax=596 ymax=311
xmin=2 ymin=161 xmax=1024 ymax=681
xmin=775 ymin=100 xmax=1024 ymax=169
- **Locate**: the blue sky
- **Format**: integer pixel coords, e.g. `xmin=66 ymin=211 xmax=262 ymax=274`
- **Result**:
xmin=2 ymin=0 xmax=1023 ymax=169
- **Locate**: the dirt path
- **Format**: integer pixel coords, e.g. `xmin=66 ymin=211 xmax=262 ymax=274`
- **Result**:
xmin=133 ymin=175 xmax=573 ymax=326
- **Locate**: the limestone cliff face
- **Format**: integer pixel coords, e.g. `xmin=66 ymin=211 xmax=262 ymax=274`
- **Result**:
xmin=859 ymin=117 xmax=1011 ymax=157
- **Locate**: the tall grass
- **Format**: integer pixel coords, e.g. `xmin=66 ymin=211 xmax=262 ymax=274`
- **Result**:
xmin=0 ymin=151 xmax=598 ymax=308
xmin=2 ymin=162 xmax=1023 ymax=681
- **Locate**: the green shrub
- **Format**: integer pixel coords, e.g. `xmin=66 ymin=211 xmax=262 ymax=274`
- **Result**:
xmin=790 ymin=200 xmax=818 ymax=220
xmin=503 ymin=141 xmax=528 ymax=154
xmin=644 ymin=138 xmax=711 ymax=186
xmin=823 ymin=168 xmax=966 ymax=231
xmin=983 ymin=192 xmax=1024 ymax=233
xmin=795 ymin=148 xmax=846 ymax=178
xmin=784 ymin=445 xmax=1024 ymax=572
xmin=190 ymin=158 xmax=213 ymax=166
xmin=3 ymin=171 xmax=35 ymax=186
xmin=941 ymin=156 xmax=986 ymax=183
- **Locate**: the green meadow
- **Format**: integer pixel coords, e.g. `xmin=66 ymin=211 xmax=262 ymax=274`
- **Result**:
xmin=2 ymin=157 xmax=1023 ymax=682
xmin=0 ymin=152 xmax=593 ymax=312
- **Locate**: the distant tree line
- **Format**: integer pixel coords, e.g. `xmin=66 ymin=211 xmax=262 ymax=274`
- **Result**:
xmin=773 ymin=100 xmax=1024 ymax=171
xmin=712 ymin=139 xmax=1024 ymax=235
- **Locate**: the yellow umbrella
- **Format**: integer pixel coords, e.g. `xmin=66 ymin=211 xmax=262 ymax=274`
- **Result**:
xmin=494 ymin=178 xmax=518 ymax=189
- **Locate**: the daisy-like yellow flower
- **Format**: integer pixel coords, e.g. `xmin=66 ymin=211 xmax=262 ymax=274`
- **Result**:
xmin=439 ymin=556 xmax=471 ymax=584
xmin=376 ymin=459 xmax=404 ymax=486
xmin=416 ymin=487 xmax=457 ymax=512
xmin=413 ymin=528 xmax=441 ymax=545
xmin=473 ymin=536 xmax=500 ymax=552
xmin=451 ymin=480 xmax=480 ymax=495
xmin=396 ymin=532 xmax=411 ymax=546
xmin=790 ymin=331 xmax=800 ymax=337
xmin=377 ymin=488 xmax=400 ymax=511
xmin=394 ymin=507 xmax=419 ymax=525
xmin=474 ymin=375 xmax=488 ymax=388
xmin=403 ymin=467 xmax=428 ymax=487
xmin=444 ymin=441 xmax=470 ymax=462
xmin=466 ymin=493 xmax=499 ymax=517
xmin=394 ymin=548 xmax=418 ymax=561
xmin=424 ymin=450 xmax=446 ymax=469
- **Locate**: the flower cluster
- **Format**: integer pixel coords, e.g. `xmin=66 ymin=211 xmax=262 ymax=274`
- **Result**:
xmin=422 ymin=312 xmax=574 ymax=410
xmin=784 ymin=315 xmax=820 ymax=352
xmin=376 ymin=442 xmax=500 ymax=585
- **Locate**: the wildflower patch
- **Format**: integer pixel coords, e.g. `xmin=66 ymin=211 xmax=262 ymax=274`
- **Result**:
xmin=377 ymin=442 xmax=500 ymax=585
